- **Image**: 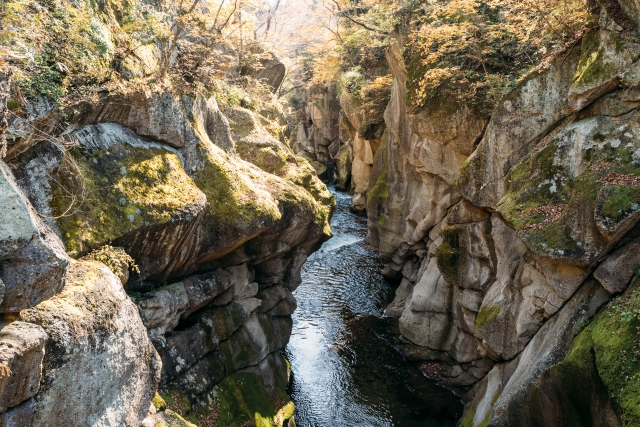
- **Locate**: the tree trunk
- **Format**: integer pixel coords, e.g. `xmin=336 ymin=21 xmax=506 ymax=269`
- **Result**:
xmin=0 ymin=66 xmax=10 ymax=159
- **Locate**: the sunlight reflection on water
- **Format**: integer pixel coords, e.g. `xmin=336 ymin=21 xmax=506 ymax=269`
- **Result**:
xmin=285 ymin=188 xmax=462 ymax=427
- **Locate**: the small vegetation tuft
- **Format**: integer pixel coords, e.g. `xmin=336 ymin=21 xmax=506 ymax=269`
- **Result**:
xmin=82 ymin=245 xmax=139 ymax=275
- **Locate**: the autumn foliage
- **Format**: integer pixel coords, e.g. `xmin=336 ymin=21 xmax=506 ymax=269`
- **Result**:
xmin=407 ymin=0 xmax=589 ymax=114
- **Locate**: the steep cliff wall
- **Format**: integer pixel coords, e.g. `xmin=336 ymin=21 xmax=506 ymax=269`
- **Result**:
xmin=1 ymin=87 xmax=331 ymax=427
xmin=0 ymin=0 xmax=333 ymax=425
xmin=291 ymin=72 xmax=391 ymax=214
xmin=341 ymin=1 xmax=640 ymax=425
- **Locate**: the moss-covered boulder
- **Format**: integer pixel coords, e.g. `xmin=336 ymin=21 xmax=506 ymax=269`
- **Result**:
xmin=456 ymin=48 xmax=582 ymax=209
xmin=498 ymin=109 xmax=640 ymax=266
xmin=159 ymin=353 xmax=294 ymax=427
xmin=14 ymin=123 xmax=207 ymax=284
xmin=542 ymin=278 xmax=640 ymax=427
xmin=223 ymin=105 xmax=334 ymax=208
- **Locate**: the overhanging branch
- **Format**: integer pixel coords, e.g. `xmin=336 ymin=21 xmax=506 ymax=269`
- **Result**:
xmin=331 ymin=0 xmax=390 ymax=36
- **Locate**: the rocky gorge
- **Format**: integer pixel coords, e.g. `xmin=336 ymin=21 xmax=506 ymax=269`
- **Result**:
xmin=0 ymin=89 xmax=334 ymax=427
xmin=0 ymin=0 xmax=335 ymax=423
xmin=3 ymin=0 xmax=640 ymax=426
xmin=294 ymin=0 xmax=640 ymax=426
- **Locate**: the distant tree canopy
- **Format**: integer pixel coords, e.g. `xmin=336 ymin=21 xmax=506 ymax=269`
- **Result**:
xmin=297 ymin=0 xmax=590 ymax=116
xmin=0 ymin=0 xmax=302 ymax=99
xmin=407 ymin=0 xmax=589 ymax=114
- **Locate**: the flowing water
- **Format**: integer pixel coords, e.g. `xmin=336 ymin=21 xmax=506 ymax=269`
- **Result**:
xmin=285 ymin=188 xmax=463 ymax=427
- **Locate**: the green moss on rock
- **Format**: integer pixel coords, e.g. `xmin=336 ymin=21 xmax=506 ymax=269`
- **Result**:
xmin=193 ymin=149 xmax=282 ymax=229
xmin=152 ymin=392 xmax=167 ymax=411
xmin=367 ymin=163 xmax=389 ymax=204
xmin=572 ymin=28 xmax=619 ymax=89
xmin=498 ymin=141 xmax=570 ymax=231
xmin=161 ymin=355 xmax=294 ymax=427
xmin=50 ymin=145 xmax=203 ymax=257
xmin=209 ymin=371 xmax=294 ymax=427
xmin=435 ymin=226 xmax=462 ymax=286
xmin=476 ymin=306 xmax=502 ymax=330
xmin=497 ymin=114 xmax=640 ymax=262
xmin=599 ymin=186 xmax=640 ymax=219
xmin=549 ymin=278 xmax=640 ymax=426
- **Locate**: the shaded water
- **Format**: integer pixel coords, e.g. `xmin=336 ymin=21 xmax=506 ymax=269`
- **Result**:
xmin=285 ymin=188 xmax=463 ymax=427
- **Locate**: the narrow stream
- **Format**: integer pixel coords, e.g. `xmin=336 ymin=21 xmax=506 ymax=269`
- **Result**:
xmin=285 ymin=188 xmax=463 ymax=427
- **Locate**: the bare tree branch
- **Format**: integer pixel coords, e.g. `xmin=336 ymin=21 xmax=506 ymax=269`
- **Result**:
xmin=264 ymin=0 xmax=282 ymax=38
xmin=212 ymin=0 xmax=227 ymax=31
xmin=331 ymin=0 xmax=389 ymax=35
xmin=217 ymin=0 xmax=238 ymax=33
xmin=159 ymin=0 xmax=201 ymax=78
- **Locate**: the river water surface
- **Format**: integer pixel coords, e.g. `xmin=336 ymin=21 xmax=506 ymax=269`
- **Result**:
xmin=285 ymin=188 xmax=463 ymax=427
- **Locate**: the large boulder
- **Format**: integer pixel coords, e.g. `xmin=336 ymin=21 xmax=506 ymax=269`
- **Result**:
xmin=0 ymin=398 xmax=37 ymax=427
xmin=21 ymin=261 xmax=160 ymax=427
xmin=594 ymin=235 xmax=640 ymax=293
xmin=13 ymin=123 xmax=207 ymax=284
xmin=0 ymin=322 xmax=47 ymax=413
xmin=240 ymin=52 xmax=286 ymax=93
xmin=0 ymin=161 xmax=69 ymax=312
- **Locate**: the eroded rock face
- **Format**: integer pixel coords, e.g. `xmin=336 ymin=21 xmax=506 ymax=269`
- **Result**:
xmin=0 ymin=398 xmax=37 ymax=427
xmin=358 ymin=4 xmax=640 ymax=425
xmin=21 ymin=261 xmax=160 ymax=427
xmin=7 ymin=83 xmax=332 ymax=426
xmin=456 ymin=48 xmax=581 ymax=209
xmin=70 ymin=92 xmax=234 ymax=152
xmin=0 ymin=161 xmax=69 ymax=312
xmin=462 ymin=279 xmax=610 ymax=427
xmin=14 ymin=92 xmax=333 ymax=289
xmin=0 ymin=322 xmax=47 ymax=413
xmin=498 ymin=109 xmax=640 ymax=266
xmin=13 ymin=122 xmax=207 ymax=283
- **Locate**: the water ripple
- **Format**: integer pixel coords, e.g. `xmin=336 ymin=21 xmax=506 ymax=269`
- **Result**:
xmin=285 ymin=188 xmax=462 ymax=427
